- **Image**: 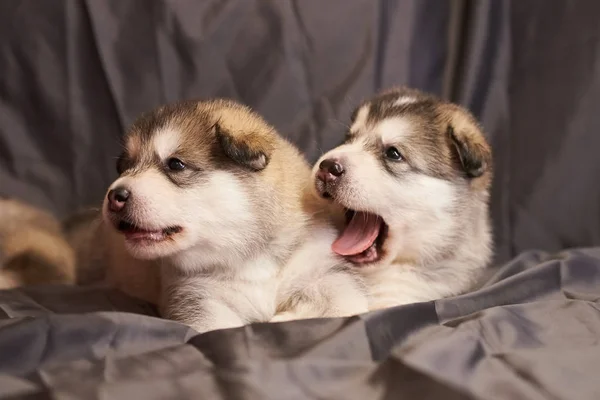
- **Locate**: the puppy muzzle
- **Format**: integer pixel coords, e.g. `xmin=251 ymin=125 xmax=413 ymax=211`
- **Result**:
xmin=315 ymin=158 xmax=346 ymax=199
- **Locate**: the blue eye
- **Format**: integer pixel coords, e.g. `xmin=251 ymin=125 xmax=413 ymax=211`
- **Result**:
xmin=167 ymin=158 xmax=186 ymax=171
xmin=385 ymin=147 xmax=403 ymax=161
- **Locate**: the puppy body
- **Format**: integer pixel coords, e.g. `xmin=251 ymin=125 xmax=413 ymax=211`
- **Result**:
xmin=94 ymin=99 xmax=366 ymax=332
xmin=0 ymin=198 xmax=76 ymax=289
xmin=314 ymin=88 xmax=493 ymax=310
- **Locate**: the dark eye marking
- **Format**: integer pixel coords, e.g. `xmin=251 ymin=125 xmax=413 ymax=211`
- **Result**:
xmin=384 ymin=146 xmax=404 ymax=161
xmin=116 ymin=152 xmax=129 ymax=175
xmin=343 ymin=131 xmax=355 ymax=143
xmin=166 ymin=157 xmax=186 ymax=171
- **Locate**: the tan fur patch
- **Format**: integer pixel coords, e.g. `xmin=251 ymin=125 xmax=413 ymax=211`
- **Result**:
xmin=0 ymin=199 xmax=76 ymax=288
xmin=438 ymin=103 xmax=493 ymax=191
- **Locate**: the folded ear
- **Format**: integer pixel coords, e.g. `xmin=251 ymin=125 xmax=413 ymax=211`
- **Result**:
xmin=445 ymin=105 xmax=492 ymax=180
xmin=215 ymin=123 xmax=275 ymax=171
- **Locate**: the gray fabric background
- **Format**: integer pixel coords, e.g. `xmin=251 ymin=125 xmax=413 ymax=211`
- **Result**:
xmin=1 ymin=1 xmax=600 ymax=398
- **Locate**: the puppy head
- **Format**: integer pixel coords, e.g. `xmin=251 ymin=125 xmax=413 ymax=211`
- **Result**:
xmin=313 ymin=87 xmax=492 ymax=267
xmin=102 ymin=99 xmax=281 ymax=268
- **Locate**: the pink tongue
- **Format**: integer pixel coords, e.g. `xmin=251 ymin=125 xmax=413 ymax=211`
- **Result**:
xmin=332 ymin=211 xmax=382 ymax=256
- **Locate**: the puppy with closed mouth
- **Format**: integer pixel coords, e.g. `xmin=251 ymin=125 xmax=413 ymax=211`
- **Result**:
xmin=313 ymin=87 xmax=493 ymax=310
xmin=97 ymin=99 xmax=367 ymax=333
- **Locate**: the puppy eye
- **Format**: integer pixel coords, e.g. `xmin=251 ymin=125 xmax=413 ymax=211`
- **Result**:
xmin=385 ymin=146 xmax=403 ymax=161
xmin=167 ymin=158 xmax=186 ymax=171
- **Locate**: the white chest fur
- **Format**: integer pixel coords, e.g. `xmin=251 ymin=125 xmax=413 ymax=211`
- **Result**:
xmin=160 ymin=253 xmax=281 ymax=332
xmin=160 ymin=223 xmax=369 ymax=332
xmin=214 ymin=254 xmax=281 ymax=321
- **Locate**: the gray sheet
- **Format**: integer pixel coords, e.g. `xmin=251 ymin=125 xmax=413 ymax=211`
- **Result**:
xmin=1 ymin=248 xmax=599 ymax=399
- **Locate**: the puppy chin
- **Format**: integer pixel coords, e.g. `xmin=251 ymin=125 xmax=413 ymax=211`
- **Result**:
xmin=124 ymin=239 xmax=178 ymax=260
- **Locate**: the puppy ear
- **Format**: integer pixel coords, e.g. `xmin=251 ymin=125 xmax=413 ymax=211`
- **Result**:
xmin=445 ymin=105 xmax=492 ymax=180
xmin=215 ymin=123 xmax=274 ymax=171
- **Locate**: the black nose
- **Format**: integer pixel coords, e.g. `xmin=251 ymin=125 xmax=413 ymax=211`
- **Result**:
xmin=319 ymin=159 xmax=345 ymax=177
xmin=107 ymin=187 xmax=130 ymax=212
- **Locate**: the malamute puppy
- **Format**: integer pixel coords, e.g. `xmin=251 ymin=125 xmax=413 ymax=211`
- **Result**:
xmin=313 ymin=87 xmax=493 ymax=310
xmin=85 ymin=99 xmax=367 ymax=332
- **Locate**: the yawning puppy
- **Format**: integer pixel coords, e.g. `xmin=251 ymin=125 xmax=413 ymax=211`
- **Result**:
xmin=95 ymin=99 xmax=367 ymax=332
xmin=313 ymin=87 xmax=493 ymax=310
xmin=0 ymin=198 xmax=76 ymax=289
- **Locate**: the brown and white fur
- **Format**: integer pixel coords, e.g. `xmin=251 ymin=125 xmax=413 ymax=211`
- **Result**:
xmin=77 ymin=99 xmax=367 ymax=333
xmin=0 ymin=198 xmax=76 ymax=289
xmin=313 ymin=87 xmax=493 ymax=310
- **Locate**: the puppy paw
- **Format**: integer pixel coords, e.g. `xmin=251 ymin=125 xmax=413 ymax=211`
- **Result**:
xmin=270 ymin=311 xmax=298 ymax=323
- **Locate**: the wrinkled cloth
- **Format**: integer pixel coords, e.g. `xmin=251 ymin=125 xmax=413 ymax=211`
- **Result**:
xmin=1 ymin=248 xmax=600 ymax=399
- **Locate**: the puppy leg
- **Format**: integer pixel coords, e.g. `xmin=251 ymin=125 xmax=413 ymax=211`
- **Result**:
xmin=160 ymin=282 xmax=245 ymax=334
xmin=317 ymin=272 xmax=369 ymax=318
xmin=272 ymin=272 xmax=368 ymax=323
xmin=161 ymin=297 xmax=245 ymax=334
xmin=270 ymin=311 xmax=298 ymax=323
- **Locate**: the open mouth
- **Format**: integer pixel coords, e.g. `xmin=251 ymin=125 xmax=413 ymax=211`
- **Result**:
xmin=332 ymin=209 xmax=388 ymax=265
xmin=117 ymin=220 xmax=182 ymax=242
